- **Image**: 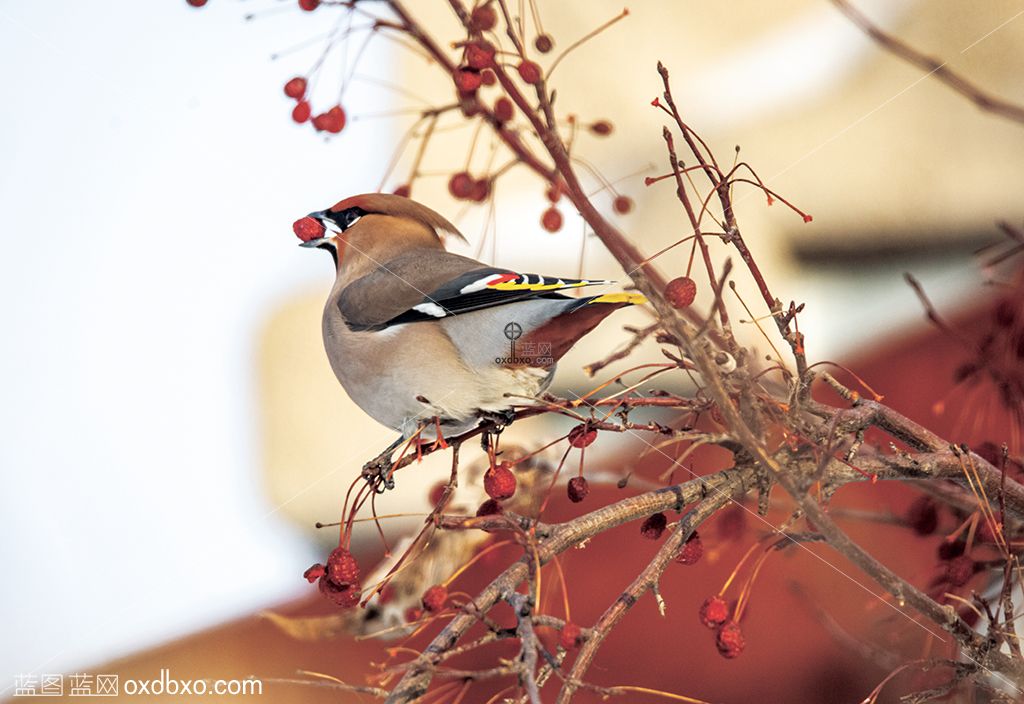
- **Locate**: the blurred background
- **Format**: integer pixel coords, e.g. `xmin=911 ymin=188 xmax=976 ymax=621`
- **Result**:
xmin=2 ymin=0 xmax=1023 ymax=701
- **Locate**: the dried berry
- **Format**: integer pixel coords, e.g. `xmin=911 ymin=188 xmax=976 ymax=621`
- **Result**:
xmin=906 ymin=496 xmax=938 ymax=536
xmin=283 ymin=76 xmax=307 ymax=99
xmin=700 ymin=596 xmax=729 ymax=628
xmin=716 ymin=621 xmax=746 ymax=658
xmin=676 ymin=531 xmax=703 ymax=565
xmin=945 ymin=555 xmax=975 ymax=587
xmin=291 ymin=100 xmax=311 ymax=124
xmin=613 ymin=195 xmax=633 ymax=214
xmin=517 ymin=60 xmax=542 ymax=84
xmin=568 ymin=424 xmax=597 ymax=448
xmin=326 ymin=547 xmax=360 ymax=586
xmin=421 ymin=584 xmax=448 ymax=612
xmin=298 ymin=0 xmax=319 ymax=10
xmin=541 ymin=206 xmax=563 ymax=233
xmin=484 ymin=463 xmax=517 ymax=500
xmin=476 ymin=498 xmax=503 ymax=516
xmin=293 ymin=216 xmax=325 ymax=242
xmin=319 ymin=577 xmax=360 ymax=607
xmin=481 ymin=69 xmax=497 ymax=86
xmin=455 ymin=68 xmax=483 ymax=93
xmin=567 ymin=476 xmax=590 ymax=503
xmin=640 ymin=512 xmax=667 ymax=540
xmin=589 ymin=120 xmax=613 ymax=136
xmin=534 ymin=34 xmax=554 ymax=53
xmin=303 ymin=563 xmax=326 ymax=583
xmin=559 ymin=622 xmax=581 ymax=649
xmin=448 ymin=171 xmax=474 ymax=199
xmin=465 ymin=41 xmax=495 ymax=70
xmin=470 ymin=5 xmax=498 ymax=32
xmin=665 ymin=276 xmax=697 ymax=308
xmin=494 ymin=96 xmax=514 ymax=123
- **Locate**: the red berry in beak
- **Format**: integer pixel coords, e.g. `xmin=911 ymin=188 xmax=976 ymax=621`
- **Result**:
xmin=293 ymin=216 xmax=325 ymax=242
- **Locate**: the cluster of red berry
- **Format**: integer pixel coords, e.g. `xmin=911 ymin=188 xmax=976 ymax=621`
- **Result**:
xmin=283 ymin=76 xmax=347 ymax=133
xmin=304 ymin=546 xmax=361 ymax=608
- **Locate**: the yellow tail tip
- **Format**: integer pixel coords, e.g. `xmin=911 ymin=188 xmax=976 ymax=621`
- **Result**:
xmin=588 ymin=292 xmax=648 ymax=305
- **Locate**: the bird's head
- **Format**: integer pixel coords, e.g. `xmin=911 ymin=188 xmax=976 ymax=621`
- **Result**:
xmin=294 ymin=193 xmax=466 ymax=275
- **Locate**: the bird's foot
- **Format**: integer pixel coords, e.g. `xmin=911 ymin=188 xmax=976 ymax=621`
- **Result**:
xmin=362 ymin=436 xmax=405 ymax=492
xmin=479 ymin=408 xmax=517 ymax=432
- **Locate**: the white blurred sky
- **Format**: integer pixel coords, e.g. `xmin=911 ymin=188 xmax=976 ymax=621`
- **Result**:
xmin=0 ymin=0 xmax=986 ymax=692
xmin=0 ymin=0 xmax=401 ymax=688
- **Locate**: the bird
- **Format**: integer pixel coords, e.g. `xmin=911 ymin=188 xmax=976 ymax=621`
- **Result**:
xmin=294 ymin=193 xmax=646 ymax=445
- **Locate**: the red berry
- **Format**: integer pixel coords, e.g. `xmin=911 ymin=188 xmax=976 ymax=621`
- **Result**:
xmin=517 ymin=60 xmax=542 ymax=84
xmin=700 ymin=596 xmax=729 ymax=628
xmin=541 ymin=207 xmax=563 ymax=233
xmin=640 ymin=512 xmax=667 ymax=540
xmin=559 ymin=622 xmax=581 ymax=649
xmin=470 ymin=178 xmax=491 ymax=203
xmin=303 ymin=563 xmax=326 ymax=583
xmin=545 ymin=182 xmax=563 ymax=202
xmin=312 ymin=105 xmax=346 ymax=133
xmin=906 ymin=496 xmax=938 ymax=536
xmin=484 ymin=463 xmax=517 ymax=500
xmin=945 ymin=555 xmax=975 ymax=587
xmin=589 ymin=120 xmax=613 ymax=136
xmin=455 ymin=68 xmax=483 ymax=93
xmin=802 ymin=214 xmax=813 ymax=223
xmin=404 ymin=606 xmax=423 ymax=622
xmin=293 ymin=216 xmax=325 ymax=242
xmin=665 ymin=276 xmax=697 ymax=308
xmin=284 ymin=76 xmax=307 ymax=99
xmin=470 ymin=5 xmax=498 ymax=32
xmin=481 ymin=69 xmax=497 ymax=86
xmin=448 ymin=171 xmax=474 ymax=199
xmin=298 ymin=0 xmax=319 ymax=11
xmin=186 ymin=0 xmax=208 ymax=7
xmin=465 ymin=41 xmax=495 ymax=70
xmin=716 ymin=621 xmax=746 ymax=658
xmin=476 ymin=498 xmax=504 ymax=516
xmin=326 ymin=547 xmax=360 ymax=586
xmin=421 ymin=584 xmax=448 ymax=612
xmin=393 ymin=183 xmax=412 ymax=198
xmin=534 ymin=34 xmax=554 ymax=53
xmin=567 ymin=476 xmax=590 ymax=503
xmin=613 ymin=195 xmax=633 ymax=214
xmin=494 ymin=97 xmax=514 ymax=123
xmin=675 ymin=531 xmax=703 ymax=565
xmin=567 ymin=424 xmax=597 ymax=448
xmin=291 ymin=100 xmax=311 ymax=123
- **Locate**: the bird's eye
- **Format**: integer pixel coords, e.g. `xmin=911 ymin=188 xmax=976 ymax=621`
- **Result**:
xmin=342 ymin=208 xmax=363 ymax=229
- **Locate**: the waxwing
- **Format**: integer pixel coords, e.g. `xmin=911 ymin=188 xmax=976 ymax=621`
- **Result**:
xmin=293 ymin=193 xmax=646 ymax=441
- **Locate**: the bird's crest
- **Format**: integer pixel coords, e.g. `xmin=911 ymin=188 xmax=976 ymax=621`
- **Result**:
xmin=330 ymin=193 xmax=467 ymax=245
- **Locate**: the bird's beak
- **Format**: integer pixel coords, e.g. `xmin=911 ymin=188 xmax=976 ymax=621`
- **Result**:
xmin=298 ymin=210 xmax=332 ymax=248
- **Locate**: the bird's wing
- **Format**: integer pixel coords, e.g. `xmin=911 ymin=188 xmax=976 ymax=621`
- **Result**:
xmin=337 ymin=250 xmax=613 ymax=331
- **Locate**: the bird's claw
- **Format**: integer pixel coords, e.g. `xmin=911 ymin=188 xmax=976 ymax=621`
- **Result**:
xmin=479 ymin=408 xmax=517 ymax=431
xmin=362 ymin=454 xmax=396 ymax=493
